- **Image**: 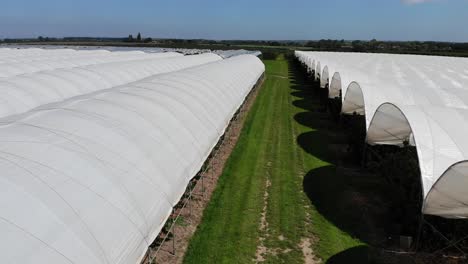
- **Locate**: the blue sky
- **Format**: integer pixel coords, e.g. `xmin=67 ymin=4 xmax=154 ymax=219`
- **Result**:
xmin=1 ymin=0 xmax=467 ymax=41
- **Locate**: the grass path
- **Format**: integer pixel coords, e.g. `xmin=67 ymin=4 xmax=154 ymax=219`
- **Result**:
xmin=183 ymin=56 xmax=362 ymax=264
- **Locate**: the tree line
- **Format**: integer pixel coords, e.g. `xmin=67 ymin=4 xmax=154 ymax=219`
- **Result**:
xmin=124 ymin=32 xmax=153 ymax=43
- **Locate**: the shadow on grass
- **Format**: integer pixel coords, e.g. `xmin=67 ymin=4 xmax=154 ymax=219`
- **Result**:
xmin=303 ymin=165 xmax=388 ymax=245
xmin=325 ymin=245 xmax=370 ymax=264
xmin=287 ymin=58 xmax=450 ymax=264
xmin=296 ymin=131 xmax=332 ymax=163
xmin=295 ymin=112 xmax=336 ymax=130
xmin=287 ymin=58 xmax=389 ymax=262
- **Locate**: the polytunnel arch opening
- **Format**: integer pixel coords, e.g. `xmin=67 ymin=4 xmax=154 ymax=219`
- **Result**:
xmin=319 ymin=66 xmax=330 ymax=111
xmin=315 ymin=62 xmax=321 ymax=84
xmin=342 ymin=81 xmax=365 ymax=116
xmin=365 ymin=103 xmax=424 ymax=237
xmin=294 ymin=56 xmax=314 ymax=81
xmin=417 ymin=160 xmax=468 ymax=254
xmin=425 ymin=161 xmax=468 ymax=218
xmin=328 ymin=72 xmax=342 ymax=120
xmin=341 ymin=82 xmax=367 ymax=163
xmin=307 ymin=59 xmax=313 ymax=74
xmin=310 ymin=60 xmax=316 ymax=81
xmin=320 ymin=66 xmax=329 ymax=89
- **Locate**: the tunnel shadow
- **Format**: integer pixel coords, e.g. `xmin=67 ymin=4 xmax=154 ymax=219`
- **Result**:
xmin=289 ymin=57 xmax=454 ymax=264
xmin=288 ymin=57 xmax=395 ymax=255
xmin=303 ymin=165 xmax=391 ymax=246
xmin=325 ymin=246 xmax=370 ymax=264
xmin=297 ymin=131 xmax=330 ymax=162
xmin=294 ymin=112 xmax=339 ymax=131
xmin=289 ymin=58 xmax=386 ymax=241
xmin=327 ymin=245 xmax=431 ymax=264
xmin=290 ymin=61 xmax=350 ymax=165
xmin=291 ymin=94 xmax=319 ymax=112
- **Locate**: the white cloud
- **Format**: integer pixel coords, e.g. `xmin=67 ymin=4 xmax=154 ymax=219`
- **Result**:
xmin=401 ymin=0 xmax=435 ymax=4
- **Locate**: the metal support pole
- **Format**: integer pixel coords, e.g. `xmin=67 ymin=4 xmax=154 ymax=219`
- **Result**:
xmin=424 ymin=218 xmax=466 ymax=255
xmin=172 ymin=208 xmax=176 ymax=256
xmin=188 ymin=183 xmax=192 ymax=222
xmin=202 ymin=173 xmax=205 ymax=200
xmin=432 ymin=234 xmax=468 ymax=257
xmin=172 ymin=226 xmax=175 ymax=256
xmin=148 ymin=248 xmax=153 ymax=264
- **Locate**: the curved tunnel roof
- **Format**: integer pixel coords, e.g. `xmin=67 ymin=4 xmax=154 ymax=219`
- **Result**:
xmin=0 ymin=53 xmax=265 ymax=264
xmin=0 ymin=49 xmax=182 ymax=78
xmin=0 ymin=53 xmax=221 ymax=120
xmin=296 ymin=50 xmax=468 ymax=218
xmin=0 ymin=51 xmax=183 ymax=77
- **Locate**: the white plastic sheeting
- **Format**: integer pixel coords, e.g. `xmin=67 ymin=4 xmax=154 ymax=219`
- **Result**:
xmin=320 ymin=66 xmax=329 ymax=88
xmin=315 ymin=61 xmax=321 ymax=81
xmin=0 ymin=48 xmax=115 ymax=63
xmin=2 ymin=45 xmax=262 ymax=58
xmin=215 ymin=49 xmax=262 ymax=58
xmin=0 ymin=54 xmax=265 ymax=264
xmin=295 ymin=51 xmax=468 ymax=218
xmin=0 ymin=49 xmax=182 ymax=77
xmin=296 ymin=51 xmax=376 ymax=100
xmin=0 ymin=53 xmax=221 ymax=119
xmin=329 ymin=72 xmax=342 ymax=98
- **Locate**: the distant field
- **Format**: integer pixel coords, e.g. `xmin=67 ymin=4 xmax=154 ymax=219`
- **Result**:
xmin=183 ymin=55 xmax=363 ymax=263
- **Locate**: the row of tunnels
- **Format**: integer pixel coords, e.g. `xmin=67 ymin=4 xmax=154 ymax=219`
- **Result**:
xmin=293 ymin=55 xmax=468 ymax=259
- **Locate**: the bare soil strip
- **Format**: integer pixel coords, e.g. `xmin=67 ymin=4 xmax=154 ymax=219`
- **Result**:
xmin=255 ymin=175 xmax=271 ymax=263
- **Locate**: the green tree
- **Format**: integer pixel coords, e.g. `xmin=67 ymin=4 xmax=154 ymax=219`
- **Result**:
xmin=136 ymin=32 xmax=141 ymax=42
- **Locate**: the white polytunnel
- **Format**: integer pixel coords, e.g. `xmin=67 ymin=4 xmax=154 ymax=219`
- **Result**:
xmin=0 ymin=53 xmax=221 ymax=119
xmin=295 ymin=50 xmax=382 ymax=99
xmin=315 ymin=61 xmax=321 ymax=81
xmin=303 ymin=57 xmax=310 ymax=73
xmin=0 ymin=48 xmax=110 ymax=64
xmin=0 ymin=54 xmax=265 ymax=264
xmin=308 ymin=58 xmax=314 ymax=74
xmin=330 ymin=72 xmax=342 ymax=98
xmin=295 ymin=50 xmax=468 ymax=218
xmin=341 ymin=81 xmax=365 ymax=115
xmin=320 ymin=66 xmax=329 ymax=88
xmin=0 ymin=51 xmax=182 ymax=78
xmin=296 ymin=53 xmax=315 ymax=75
xmin=0 ymin=48 xmax=172 ymax=64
